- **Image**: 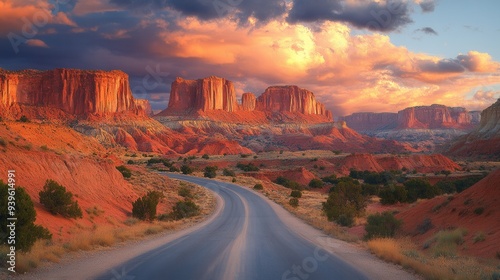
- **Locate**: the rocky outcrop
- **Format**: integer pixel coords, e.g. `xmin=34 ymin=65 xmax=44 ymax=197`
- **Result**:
xmin=469 ymin=111 xmax=481 ymax=124
xmin=0 ymin=68 xmax=144 ymax=117
xmin=241 ymin=92 xmax=256 ymax=111
xmin=165 ymin=76 xmax=237 ymax=113
xmin=256 ymin=86 xmax=332 ymax=120
xmin=160 ymin=77 xmax=333 ymax=122
xmin=136 ymin=99 xmax=153 ymax=116
xmin=397 ymin=105 xmax=473 ymax=129
xmin=447 ymin=99 xmax=500 ymax=157
xmin=340 ymin=112 xmax=398 ymax=132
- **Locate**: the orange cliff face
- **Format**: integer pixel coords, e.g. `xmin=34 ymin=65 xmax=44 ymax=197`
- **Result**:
xmin=0 ymin=68 xmax=145 ymax=118
xmin=159 ymin=76 xmax=333 ymax=123
xmin=397 ymin=104 xmax=474 ymax=129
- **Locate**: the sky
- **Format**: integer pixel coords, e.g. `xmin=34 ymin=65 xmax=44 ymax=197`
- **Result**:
xmin=1 ymin=0 xmax=499 ymax=117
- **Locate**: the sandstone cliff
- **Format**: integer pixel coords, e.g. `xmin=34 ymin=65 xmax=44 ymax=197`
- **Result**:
xmin=160 ymin=77 xmax=333 ymax=123
xmin=0 ymin=68 xmax=144 ymax=117
xmin=136 ymin=99 xmax=153 ymax=116
xmin=165 ymin=76 xmax=237 ymax=113
xmin=397 ymin=104 xmax=473 ymax=129
xmin=447 ymin=99 xmax=500 ymax=157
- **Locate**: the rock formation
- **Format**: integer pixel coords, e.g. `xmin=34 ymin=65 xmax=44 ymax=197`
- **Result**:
xmin=397 ymin=105 xmax=473 ymax=129
xmin=339 ymin=112 xmax=398 ymax=132
xmin=136 ymin=99 xmax=153 ymax=116
xmin=0 ymin=68 xmax=144 ymax=117
xmin=255 ymin=86 xmax=332 ymax=119
xmin=160 ymin=77 xmax=333 ymax=122
xmin=447 ymin=99 xmax=500 ymax=157
xmin=165 ymin=76 xmax=237 ymax=113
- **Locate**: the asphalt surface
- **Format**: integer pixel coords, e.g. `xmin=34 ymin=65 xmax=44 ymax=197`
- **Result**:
xmin=94 ymin=174 xmax=369 ymax=280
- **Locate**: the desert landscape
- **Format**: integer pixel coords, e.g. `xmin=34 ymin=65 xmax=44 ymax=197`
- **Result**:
xmin=1 ymin=1 xmax=500 ymax=279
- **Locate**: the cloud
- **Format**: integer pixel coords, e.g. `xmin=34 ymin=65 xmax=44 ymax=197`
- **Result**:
xmin=416 ymin=27 xmax=437 ymax=35
xmin=457 ymin=51 xmax=499 ymax=72
xmin=417 ymin=0 xmax=436 ymax=12
xmin=288 ymin=0 xmax=413 ymax=32
xmin=25 ymin=38 xmax=48 ymax=48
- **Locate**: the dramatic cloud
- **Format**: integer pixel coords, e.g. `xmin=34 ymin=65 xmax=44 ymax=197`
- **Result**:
xmin=417 ymin=0 xmax=436 ymax=12
xmin=25 ymin=38 xmax=48 ymax=48
xmin=416 ymin=27 xmax=438 ymax=35
xmin=288 ymin=0 xmax=413 ymax=32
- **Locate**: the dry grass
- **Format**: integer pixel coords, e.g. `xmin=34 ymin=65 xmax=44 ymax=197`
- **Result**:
xmin=368 ymin=238 xmax=499 ymax=280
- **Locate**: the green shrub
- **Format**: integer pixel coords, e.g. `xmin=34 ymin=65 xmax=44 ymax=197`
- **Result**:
xmin=171 ymin=200 xmax=200 ymax=220
xmin=364 ymin=212 xmax=402 ymax=240
xmin=323 ymin=181 xmax=366 ymax=225
xmin=253 ymin=184 xmax=263 ymax=190
xmin=39 ymin=180 xmax=82 ymax=218
xmin=308 ymin=178 xmax=324 ymax=189
xmin=379 ymin=185 xmax=408 ymax=205
xmin=181 ymin=165 xmax=194 ymax=174
xmin=240 ymin=154 xmax=250 ymax=158
xmin=404 ymin=178 xmax=440 ymax=202
xmin=232 ymin=178 xmax=237 ymax=183
xmin=1 ymin=181 xmax=52 ymax=251
xmin=362 ymin=184 xmax=380 ymax=196
xmin=116 ymin=165 xmax=132 ymax=178
xmin=178 ymin=186 xmax=193 ymax=199
xmin=203 ymin=166 xmax=218 ymax=178
xmin=473 ymin=207 xmax=484 ymax=215
xmin=337 ymin=214 xmax=354 ymax=227
xmin=202 ymin=154 xmax=210 ymax=159
xmin=289 ymin=198 xmax=299 ymax=207
xmin=275 ymin=176 xmax=302 ymax=190
xmin=127 ymin=160 xmax=134 ymax=164
xmin=290 ymin=190 xmax=302 ymax=198
xmin=236 ymin=163 xmax=259 ymax=172
xmin=431 ymin=228 xmax=467 ymax=257
xmin=169 ymin=166 xmax=180 ymax=172
xmin=223 ymin=168 xmax=235 ymax=177
xmin=132 ymin=191 xmax=163 ymax=221
xmin=18 ymin=115 xmax=29 ymax=122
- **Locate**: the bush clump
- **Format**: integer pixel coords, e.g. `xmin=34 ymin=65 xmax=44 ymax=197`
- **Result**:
xmin=236 ymin=163 xmax=260 ymax=172
xmin=202 ymin=154 xmax=210 ymax=159
xmin=364 ymin=212 xmax=402 ymax=240
xmin=18 ymin=115 xmax=29 ymax=123
xmin=253 ymin=184 xmax=263 ymax=190
xmin=39 ymin=180 xmax=83 ymax=219
xmin=223 ymin=168 xmax=235 ymax=177
xmin=275 ymin=176 xmax=302 ymax=190
xmin=290 ymin=190 xmax=302 ymax=198
xmin=171 ymin=200 xmax=200 ymax=220
xmin=132 ymin=191 xmax=163 ymax=221
xmin=181 ymin=165 xmax=194 ymax=174
xmin=323 ymin=181 xmax=365 ymax=227
xmin=289 ymin=198 xmax=299 ymax=207
xmin=116 ymin=165 xmax=132 ymax=178
xmin=203 ymin=166 xmax=218 ymax=178
xmin=1 ymin=181 xmax=52 ymax=251
xmin=308 ymin=178 xmax=324 ymax=189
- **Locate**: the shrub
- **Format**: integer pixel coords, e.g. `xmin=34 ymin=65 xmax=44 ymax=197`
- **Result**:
xmin=240 ymin=154 xmax=250 ymax=158
xmin=127 ymin=160 xmax=134 ymax=164
xmin=202 ymin=154 xmax=210 ymax=159
xmin=308 ymin=178 xmax=324 ymax=189
xmin=181 ymin=165 xmax=194 ymax=174
xmin=203 ymin=166 xmax=218 ymax=178
xmin=0 ymin=137 xmax=6 ymax=147
xmin=323 ymin=181 xmax=366 ymax=225
xmin=289 ymin=198 xmax=299 ymax=207
xmin=171 ymin=200 xmax=200 ymax=220
xmin=364 ymin=212 xmax=402 ymax=240
xmin=290 ymin=190 xmax=302 ymax=198
xmin=116 ymin=165 xmax=132 ymax=178
xmin=275 ymin=176 xmax=302 ymax=190
xmin=321 ymin=174 xmax=338 ymax=184
xmin=236 ymin=163 xmax=259 ymax=172
xmin=18 ymin=115 xmax=29 ymax=122
xmin=232 ymin=178 xmax=237 ymax=183
xmin=362 ymin=184 xmax=380 ymax=196
xmin=178 ymin=186 xmax=193 ymax=199
xmin=1 ymin=181 xmax=52 ymax=251
xmin=404 ymin=178 xmax=440 ymax=202
xmin=431 ymin=228 xmax=467 ymax=257
xmin=379 ymin=185 xmax=407 ymax=205
xmin=253 ymin=184 xmax=263 ymax=190
xmin=169 ymin=166 xmax=180 ymax=172
xmin=473 ymin=207 xmax=484 ymax=215
xmin=337 ymin=214 xmax=354 ymax=227
xmin=132 ymin=191 xmax=163 ymax=221
xmin=223 ymin=168 xmax=235 ymax=177
xmin=332 ymin=150 xmax=342 ymax=155
xmin=39 ymin=180 xmax=82 ymax=219
xmin=416 ymin=218 xmax=433 ymax=234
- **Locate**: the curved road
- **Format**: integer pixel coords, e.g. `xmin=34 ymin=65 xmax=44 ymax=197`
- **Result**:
xmin=95 ymin=174 xmax=369 ymax=280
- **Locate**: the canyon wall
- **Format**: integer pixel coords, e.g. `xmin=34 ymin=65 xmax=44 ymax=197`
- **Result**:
xmin=0 ymin=68 xmax=142 ymax=116
xmin=339 ymin=112 xmax=398 ymax=132
xmin=397 ymin=105 xmax=473 ymax=129
xmin=162 ymin=77 xmax=333 ymax=122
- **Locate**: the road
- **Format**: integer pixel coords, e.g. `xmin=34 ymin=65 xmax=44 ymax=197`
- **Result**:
xmin=94 ymin=174 xmax=369 ymax=280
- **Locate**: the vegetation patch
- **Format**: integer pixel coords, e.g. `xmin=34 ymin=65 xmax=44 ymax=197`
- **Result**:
xmin=39 ymin=180 xmax=83 ymax=219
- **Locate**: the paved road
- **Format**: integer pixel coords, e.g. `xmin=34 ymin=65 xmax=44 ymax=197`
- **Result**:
xmin=95 ymin=174 xmax=369 ymax=280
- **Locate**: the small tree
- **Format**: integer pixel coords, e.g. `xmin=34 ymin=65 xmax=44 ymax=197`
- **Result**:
xmin=203 ymin=166 xmax=218 ymax=178
xmin=39 ymin=180 xmax=82 ymax=218
xmin=18 ymin=115 xmax=29 ymax=123
xmin=364 ymin=212 xmax=402 ymax=240
xmin=309 ymin=179 xmax=324 ymax=189
xmin=202 ymin=154 xmax=210 ymax=160
xmin=323 ymin=181 xmax=365 ymax=226
xmin=1 ymin=181 xmax=52 ymax=251
xmin=132 ymin=191 xmax=163 ymax=221
xmin=223 ymin=168 xmax=235 ymax=177
xmin=253 ymin=184 xmax=263 ymax=190
xmin=379 ymin=185 xmax=408 ymax=205
xmin=181 ymin=165 xmax=194 ymax=174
